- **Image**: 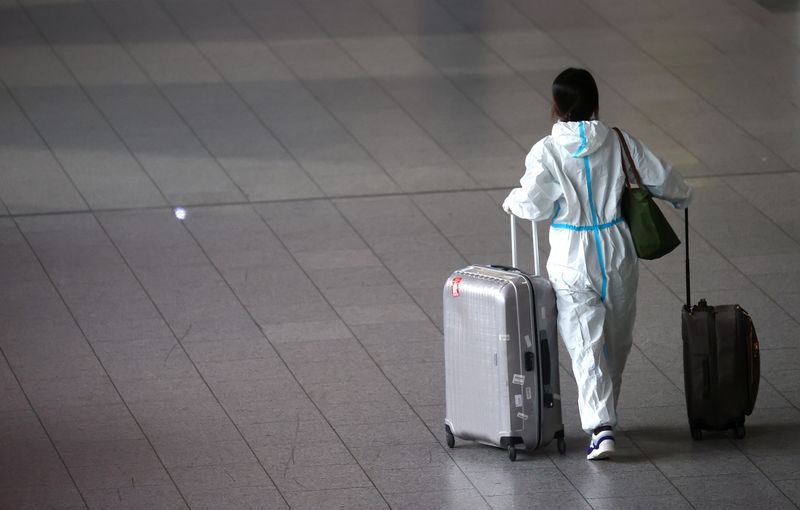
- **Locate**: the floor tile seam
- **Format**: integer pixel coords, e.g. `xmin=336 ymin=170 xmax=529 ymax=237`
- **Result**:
xmin=331 ymin=193 xmax=544 ymax=363
xmin=666 ymin=471 xmax=792 ymax=481
xmin=369 ymin=0 xmax=694 ymax=205
xmin=366 ymin=0 xmax=558 ymax=154
xmin=326 ymin=196 xmax=583 ymax=501
xmin=571 ymin=425 xmax=696 ymax=510
xmin=10 ymin=2 xmax=173 ymax=210
xmin=728 ymin=1 xmax=800 ymax=92
xmin=696 ymin=34 xmax=798 ymax=121
xmin=427 ymin=0 xmax=715 ymax=182
xmin=483 ymin=489 xmax=586 ymax=496
xmin=725 ymin=392 xmax=800 ymax=505
xmin=572 ymin=0 xmax=799 ymax=174
xmin=82 ymin=0 xmax=251 ymax=204
xmin=582 ymin=495 xmax=684 ymax=504
xmin=228 ymin=0 xmax=495 ymax=195
xmin=10 ymin=5 xmax=492 ymax=448
xmin=514 ymin=0 xmax=800 ymax=465
xmin=536 ymin=262 xmax=694 ymax=499
xmin=86 ymin=213 xmax=293 ymax=509
xmin=328 ymin=196 xmax=450 ymax=324
xmin=3 ymin=165 xmax=799 ymax=218
xmin=669 ymin=180 xmax=800 ymax=332
xmin=463 ymin=486 xmax=597 ymax=498
xmin=0 ymin=75 xmax=93 ymax=213
xmin=639 ymin=261 xmax=799 ymax=404
xmin=299 ymin=0 xmax=540 ymax=175
xmin=770 ymin=475 xmax=800 ymax=484
xmin=178 ymin=204 xmax=396 ymax=510
xmin=242 ymin=202 xmax=526 ymax=506
xmin=0 ymin=352 xmax=90 ymax=510
xmin=378 ymin=487 xmax=486 ymax=496
xmin=499 ymin=0 xmax=784 ymax=178
xmin=398 ymin=194 xmax=579 ymax=383
xmin=760 ymin=371 xmax=800 ymax=396
xmin=668 ymin=468 xmax=800 ymax=506
xmin=140 ymin=0 xmax=330 ymax=203
xmin=216 ymin=0 xmax=421 ymax=201
xmin=1 ymin=0 xmax=792 ymax=498
xmin=272 ymin=482 xmax=378 ymax=494
xmin=0 ymin=187 xmax=503 ymax=219
xmin=692 ymin=8 xmax=800 ymax=120
xmin=720 ymin=175 xmax=800 ymax=248
xmin=8 ymin=215 xmax=188 ymax=509
xmin=640 ymin=260 xmax=800 ymax=495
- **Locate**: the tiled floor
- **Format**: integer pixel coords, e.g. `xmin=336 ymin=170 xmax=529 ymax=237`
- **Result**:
xmin=1 ymin=0 xmax=799 ymax=508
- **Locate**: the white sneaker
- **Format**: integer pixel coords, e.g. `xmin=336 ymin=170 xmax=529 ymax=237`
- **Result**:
xmin=586 ymin=429 xmax=615 ymax=460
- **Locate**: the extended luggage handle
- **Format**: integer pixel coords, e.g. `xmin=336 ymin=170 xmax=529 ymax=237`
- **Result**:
xmin=685 ymin=208 xmax=691 ymax=310
xmin=510 ymin=215 xmax=555 ymax=408
xmin=510 ymin=215 xmax=541 ymax=276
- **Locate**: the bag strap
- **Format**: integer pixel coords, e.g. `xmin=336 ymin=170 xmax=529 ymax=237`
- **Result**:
xmin=612 ymin=127 xmax=645 ymax=190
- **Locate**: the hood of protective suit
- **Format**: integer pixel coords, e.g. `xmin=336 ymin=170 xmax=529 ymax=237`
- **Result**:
xmin=552 ymin=121 xmax=610 ymax=158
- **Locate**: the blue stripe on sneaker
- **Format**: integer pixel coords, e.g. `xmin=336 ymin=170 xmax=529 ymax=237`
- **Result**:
xmin=595 ymin=435 xmax=615 ymax=447
xmin=587 ymin=434 xmax=615 ymax=454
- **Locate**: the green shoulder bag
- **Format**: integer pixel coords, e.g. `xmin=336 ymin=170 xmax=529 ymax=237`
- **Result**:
xmin=613 ymin=127 xmax=681 ymax=260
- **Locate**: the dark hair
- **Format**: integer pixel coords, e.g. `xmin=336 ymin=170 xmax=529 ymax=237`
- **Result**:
xmin=551 ymin=68 xmax=599 ymax=122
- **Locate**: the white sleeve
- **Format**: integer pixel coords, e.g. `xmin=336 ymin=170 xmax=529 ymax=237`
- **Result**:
xmin=622 ymin=132 xmax=694 ymax=209
xmin=502 ymin=141 xmax=562 ymax=221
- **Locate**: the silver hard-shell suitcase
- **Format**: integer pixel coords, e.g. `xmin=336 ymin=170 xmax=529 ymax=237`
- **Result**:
xmin=444 ymin=216 xmax=565 ymax=461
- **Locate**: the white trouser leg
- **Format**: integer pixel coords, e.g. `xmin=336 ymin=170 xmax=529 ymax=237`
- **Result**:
xmin=603 ymin=269 xmax=639 ymax=410
xmin=555 ymin=286 xmax=616 ymax=434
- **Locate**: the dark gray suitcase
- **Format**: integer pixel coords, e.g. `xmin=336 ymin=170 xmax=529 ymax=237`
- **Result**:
xmin=681 ymin=210 xmax=760 ymax=439
xmin=443 ymin=216 xmax=565 ymax=461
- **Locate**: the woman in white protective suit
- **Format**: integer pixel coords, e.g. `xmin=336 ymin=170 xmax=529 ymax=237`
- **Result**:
xmin=502 ymin=68 xmax=693 ymax=460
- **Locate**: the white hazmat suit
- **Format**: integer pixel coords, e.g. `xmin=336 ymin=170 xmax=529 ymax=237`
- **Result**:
xmin=503 ymin=120 xmax=692 ymax=433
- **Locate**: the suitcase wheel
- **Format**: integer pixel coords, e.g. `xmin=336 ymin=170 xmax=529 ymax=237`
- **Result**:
xmin=507 ymin=445 xmax=517 ymax=462
xmin=733 ymin=425 xmax=746 ymax=439
xmin=690 ymin=426 xmax=703 ymax=441
xmin=445 ymin=427 xmax=455 ymax=449
xmin=557 ymin=437 xmax=567 ymax=455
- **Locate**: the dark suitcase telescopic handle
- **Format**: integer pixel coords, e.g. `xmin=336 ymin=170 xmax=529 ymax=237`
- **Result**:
xmin=685 ymin=208 xmax=691 ymax=310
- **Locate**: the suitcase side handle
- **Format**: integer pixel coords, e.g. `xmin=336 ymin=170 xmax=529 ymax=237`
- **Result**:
xmin=539 ymin=332 xmax=554 ymax=408
xmin=510 ymin=215 xmax=540 ymax=276
xmin=540 ymin=335 xmax=551 ymax=386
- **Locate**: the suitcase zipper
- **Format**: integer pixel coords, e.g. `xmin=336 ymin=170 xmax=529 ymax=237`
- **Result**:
xmin=742 ymin=308 xmax=759 ymax=415
xmin=516 ymin=271 xmax=546 ymax=449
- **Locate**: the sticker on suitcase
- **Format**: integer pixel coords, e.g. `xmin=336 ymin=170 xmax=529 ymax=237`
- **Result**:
xmin=515 ymin=394 xmax=523 ymax=407
xmin=450 ymin=277 xmax=462 ymax=297
xmin=512 ymin=374 xmax=525 ymax=385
